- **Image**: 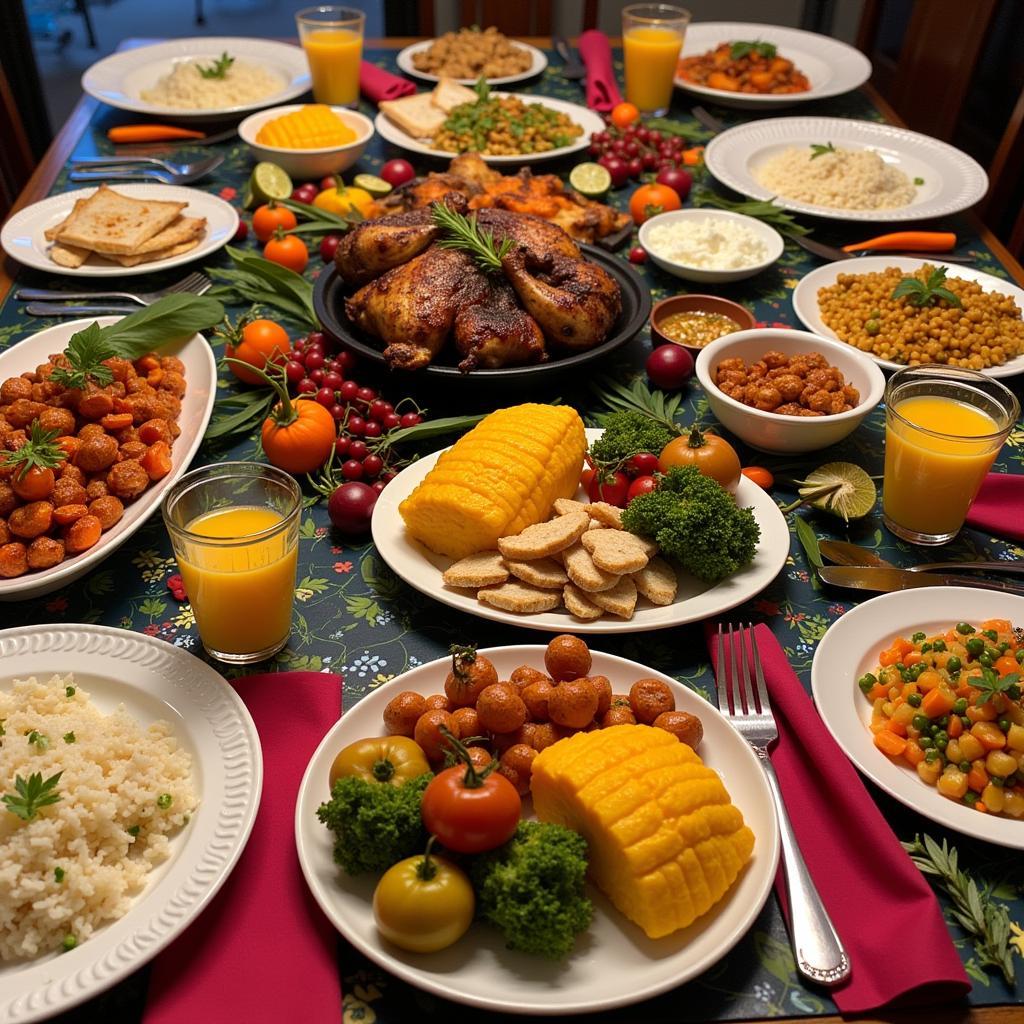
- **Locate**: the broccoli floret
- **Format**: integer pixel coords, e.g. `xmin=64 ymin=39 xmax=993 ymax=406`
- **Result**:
xmin=316 ymin=773 xmax=431 ymax=874
xmin=471 ymin=821 xmax=592 ymax=959
xmin=589 ymin=411 xmax=675 ymax=468
xmin=621 ymin=465 xmax=760 ymax=583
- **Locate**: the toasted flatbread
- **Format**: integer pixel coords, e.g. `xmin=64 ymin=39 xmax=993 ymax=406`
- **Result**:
xmin=49 ymin=242 xmax=92 ymax=268
xmin=54 ymin=186 xmax=187 ymax=254
xmin=45 ymin=200 xmax=86 ymax=242
xmin=108 ymin=237 xmax=201 ymax=267
xmin=125 ymin=215 xmax=205 ymax=255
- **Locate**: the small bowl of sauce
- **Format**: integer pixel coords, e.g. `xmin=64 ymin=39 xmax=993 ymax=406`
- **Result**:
xmin=650 ymin=294 xmax=755 ymax=357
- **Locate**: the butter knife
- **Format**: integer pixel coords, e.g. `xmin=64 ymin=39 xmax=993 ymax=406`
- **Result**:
xmin=819 ymin=540 xmax=1024 ymax=576
xmin=818 ymin=565 xmax=1024 ymax=595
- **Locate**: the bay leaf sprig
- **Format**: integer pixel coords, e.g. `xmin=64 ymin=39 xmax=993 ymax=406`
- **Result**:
xmin=691 ymin=190 xmax=811 ymax=236
xmin=273 ymin=197 xmax=363 ymax=237
xmin=432 ymin=203 xmax=512 ymax=274
xmin=206 ymin=247 xmax=316 ymax=329
xmin=902 ymin=833 xmax=1016 ymax=985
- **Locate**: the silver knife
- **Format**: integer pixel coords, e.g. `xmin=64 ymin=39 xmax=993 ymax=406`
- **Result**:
xmin=819 ymin=540 xmax=1024 ymax=576
xmin=26 ymin=302 xmax=140 ymax=317
xmin=818 ymin=565 xmax=1024 ymax=595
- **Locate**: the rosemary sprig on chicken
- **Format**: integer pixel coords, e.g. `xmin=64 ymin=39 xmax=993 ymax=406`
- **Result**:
xmin=431 ymin=201 xmax=513 ymax=274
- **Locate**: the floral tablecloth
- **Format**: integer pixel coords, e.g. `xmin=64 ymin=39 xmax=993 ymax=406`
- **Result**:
xmin=4 ymin=47 xmax=1024 ymax=1024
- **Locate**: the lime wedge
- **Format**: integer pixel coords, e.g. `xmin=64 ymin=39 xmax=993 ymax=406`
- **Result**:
xmin=353 ymin=173 xmax=392 ymax=198
xmin=249 ymin=162 xmax=293 ymax=205
xmin=797 ymin=462 xmax=877 ymax=522
xmin=569 ymin=162 xmax=612 ymax=198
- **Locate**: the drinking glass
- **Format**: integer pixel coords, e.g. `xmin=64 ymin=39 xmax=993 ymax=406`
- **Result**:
xmin=882 ymin=366 xmax=1019 ymax=545
xmin=296 ymin=5 xmax=365 ymax=107
xmin=162 ymin=463 xmax=301 ymax=663
xmin=622 ymin=3 xmax=691 ymax=117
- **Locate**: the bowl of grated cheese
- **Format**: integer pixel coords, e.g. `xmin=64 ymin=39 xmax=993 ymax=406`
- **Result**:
xmin=639 ymin=209 xmax=784 ymax=283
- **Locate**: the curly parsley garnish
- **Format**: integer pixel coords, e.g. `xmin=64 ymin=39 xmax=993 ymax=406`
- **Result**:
xmin=730 ymin=39 xmax=777 ymax=60
xmin=2 ymin=771 xmax=63 ymax=821
xmin=50 ymin=323 xmax=116 ymax=390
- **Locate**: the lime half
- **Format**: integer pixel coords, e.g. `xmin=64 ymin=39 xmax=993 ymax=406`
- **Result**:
xmin=569 ymin=162 xmax=612 ymax=198
xmin=797 ymin=462 xmax=877 ymax=522
xmin=249 ymin=162 xmax=293 ymax=205
xmin=353 ymin=173 xmax=392 ymax=198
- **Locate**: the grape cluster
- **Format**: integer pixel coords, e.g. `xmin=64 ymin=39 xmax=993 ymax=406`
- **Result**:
xmin=590 ymin=124 xmax=693 ymax=187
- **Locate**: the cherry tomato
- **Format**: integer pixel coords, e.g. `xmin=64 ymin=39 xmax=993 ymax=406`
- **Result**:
xmin=646 ymin=344 xmax=693 ymax=389
xmin=225 ymin=319 xmax=291 ymax=385
xmin=320 ymin=234 xmax=342 ymax=263
xmin=11 ymin=466 xmax=55 ymax=502
xmin=627 ymin=475 xmax=658 ymax=502
xmin=292 ymin=183 xmax=319 ymax=204
xmin=629 ymin=182 xmax=682 ymax=225
xmin=232 ymin=219 xmax=248 ymax=242
xmin=327 ymin=481 xmax=377 ymax=534
xmin=252 ymin=202 xmax=297 ymax=243
xmin=264 ymin=230 xmax=309 ymax=272
xmin=628 ymin=245 xmax=647 ymax=264
xmin=609 ymin=102 xmax=640 ymax=129
xmin=659 ymin=427 xmax=741 ymax=490
xmin=627 ymin=452 xmax=659 ymax=477
xmin=587 ymin=469 xmax=630 ymax=507
xmin=597 ymin=154 xmax=629 ymax=188
xmin=380 ymin=159 xmax=416 ymax=187
xmin=741 ymin=466 xmax=775 ymax=490
xmin=421 ymin=763 xmax=521 ymax=854
xmin=580 ymin=467 xmax=597 ymax=493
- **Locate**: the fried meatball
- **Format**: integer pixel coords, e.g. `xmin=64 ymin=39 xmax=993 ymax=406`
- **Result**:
xmin=76 ymin=434 xmax=119 ymax=473
xmin=106 ymin=459 xmax=149 ymax=500
xmin=26 ymin=536 xmax=65 ymax=570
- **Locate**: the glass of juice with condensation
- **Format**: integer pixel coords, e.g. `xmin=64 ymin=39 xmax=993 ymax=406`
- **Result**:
xmin=162 ymin=463 xmax=302 ymax=663
xmin=622 ymin=4 xmax=691 ymax=116
xmin=296 ymin=6 xmax=365 ymax=107
xmin=883 ymin=366 xmax=1020 ymax=545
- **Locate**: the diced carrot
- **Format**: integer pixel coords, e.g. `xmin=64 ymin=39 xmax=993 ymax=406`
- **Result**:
xmin=902 ymin=651 xmax=923 ymax=667
xmin=975 ymin=802 xmax=988 ymax=813
xmin=956 ymin=680 xmax=974 ymax=698
xmin=886 ymin=718 xmax=908 ymax=737
xmin=968 ymin=764 xmax=989 ymax=792
xmin=980 ymin=618 xmax=1012 ymax=633
xmin=916 ymin=669 xmax=942 ymax=693
xmin=967 ymin=703 xmax=998 ymax=723
xmin=879 ymin=647 xmax=901 ymax=667
xmin=135 ymin=355 xmax=160 ymax=373
xmin=921 ymin=687 xmax=955 ymax=718
xmin=904 ymin=740 xmax=926 ymax=766
xmin=874 ymin=730 xmax=907 ymax=757
xmin=994 ymin=656 xmax=1018 ymax=677
xmin=894 ymin=637 xmax=915 ymax=656
xmin=140 ymin=441 xmax=172 ymax=481
xmin=100 ymin=413 xmax=133 ymax=431
xmin=868 ymin=682 xmax=889 ymax=701
xmin=948 ymin=715 xmax=963 ymax=738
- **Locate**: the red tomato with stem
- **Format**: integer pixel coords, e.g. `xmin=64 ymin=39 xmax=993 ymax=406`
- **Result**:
xmin=627 ymin=452 xmax=659 ymax=477
xmin=264 ymin=229 xmax=309 ymax=272
xmin=627 ymin=475 xmax=658 ymax=502
xmin=587 ymin=469 xmax=630 ymax=507
xmin=252 ymin=202 xmax=297 ymax=242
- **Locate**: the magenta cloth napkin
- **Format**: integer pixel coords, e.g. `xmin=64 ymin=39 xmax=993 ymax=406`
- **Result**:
xmin=577 ymin=30 xmax=623 ymax=112
xmin=706 ymin=624 xmax=969 ymax=1012
xmin=360 ymin=61 xmax=416 ymax=103
xmin=144 ymin=671 xmax=343 ymax=1024
xmin=966 ymin=472 xmax=1024 ymax=542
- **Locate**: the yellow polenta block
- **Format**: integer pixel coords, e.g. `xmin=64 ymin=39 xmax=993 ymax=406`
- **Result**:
xmin=531 ymin=724 xmax=755 ymax=939
xmin=255 ymin=105 xmax=356 ymax=148
xmin=399 ymin=404 xmax=586 ymax=559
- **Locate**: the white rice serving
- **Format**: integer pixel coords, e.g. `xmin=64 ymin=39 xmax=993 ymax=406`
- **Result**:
xmin=141 ymin=57 xmax=282 ymax=109
xmin=646 ymin=217 xmax=769 ymax=270
xmin=755 ymin=145 xmax=917 ymax=210
xmin=0 ymin=674 xmax=197 ymax=960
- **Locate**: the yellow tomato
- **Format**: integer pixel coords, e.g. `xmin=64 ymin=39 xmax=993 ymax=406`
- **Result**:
xmin=328 ymin=736 xmax=430 ymax=790
xmin=313 ymin=185 xmax=373 ymax=218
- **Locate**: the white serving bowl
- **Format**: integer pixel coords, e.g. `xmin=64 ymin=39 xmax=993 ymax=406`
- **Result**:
xmin=695 ymin=328 xmax=886 ymax=453
xmin=638 ymin=208 xmax=784 ymax=284
xmin=238 ymin=104 xmax=374 ymax=180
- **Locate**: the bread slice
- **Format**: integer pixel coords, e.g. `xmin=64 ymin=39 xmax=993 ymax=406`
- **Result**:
xmin=54 ymin=186 xmax=187 ymax=254
xmin=125 ymin=215 xmax=205 ymax=255
xmin=49 ymin=242 xmax=91 ymax=268
xmin=108 ymin=237 xmax=201 ymax=267
xmin=379 ymin=94 xmax=447 ymax=139
xmin=432 ymin=77 xmax=478 ymax=113
xmin=45 ymin=200 xmax=85 ymax=242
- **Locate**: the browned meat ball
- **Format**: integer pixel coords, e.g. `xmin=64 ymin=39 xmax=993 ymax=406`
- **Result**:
xmin=106 ymin=460 xmax=149 ymax=500
xmin=76 ymin=434 xmax=119 ymax=473
xmin=26 ymin=536 xmax=65 ymax=570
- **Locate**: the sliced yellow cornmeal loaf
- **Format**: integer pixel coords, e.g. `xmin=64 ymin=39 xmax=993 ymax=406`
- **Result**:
xmin=399 ymin=404 xmax=586 ymax=560
xmin=530 ymin=724 xmax=754 ymax=939
xmin=255 ymin=105 xmax=356 ymax=149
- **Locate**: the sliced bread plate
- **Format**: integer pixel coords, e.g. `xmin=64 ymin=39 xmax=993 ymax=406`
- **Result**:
xmin=791 ymin=256 xmax=1024 ymax=378
xmin=0 ymin=317 xmax=216 ymax=600
xmin=396 ymin=39 xmax=548 ymax=85
xmin=0 ymin=623 xmax=261 ymax=1023
xmin=1 ymin=184 xmax=237 ymax=278
xmin=370 ymin=429 xmax=790 ymax=633
xmin=295 ymin=644 xmax=779 ymax=1015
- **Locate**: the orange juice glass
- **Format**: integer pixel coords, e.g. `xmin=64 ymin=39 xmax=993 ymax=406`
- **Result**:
xmin=883 ymin=366 xmax=1019 ymax=545
xmin=296 ymin=5 xmax=365 ymax=107
xmin=622 ymin=3 xmax=691 ymax=116
xmin=163 ymin=463 xmax=302 ymax=663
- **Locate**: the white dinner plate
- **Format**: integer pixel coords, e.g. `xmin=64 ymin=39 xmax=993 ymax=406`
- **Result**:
xmin=396 ymin=39 xmax=548 ymax=85
xmin=371 ymin=429 xmax=789 ymax=634
xmin=81 ymin=37 xmax=310 ymax=119
xmin=704 ymin=117 xmax=988 ymax=222
xmin=674 ymin=22 xmax=871 ymax=109
xmin=0 ymin=623 xmax=262 ymax=1023
xmin=295 ymin=645 xmax=780 ymax=1015
xmin=0 ymin=317 xmax=216 ymax=601
xmin=1 ymin=184 xmax=238 ymax=278
xmin=374 ymin=94 xmax=604 ymax=166
xmin=812 ymin=588 xmax=1024 ymax=850
xmin=791 ymin=256 xmax=1024 ymax=379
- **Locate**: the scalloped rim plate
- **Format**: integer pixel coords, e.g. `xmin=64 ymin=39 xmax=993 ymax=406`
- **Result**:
xmin=295 ymin=645 xmax=779 ymax=1015
xmin=0 ymin=624 xmax=262 ymax=1023
xmin=395 ymin=39 xmax=548 ymax=85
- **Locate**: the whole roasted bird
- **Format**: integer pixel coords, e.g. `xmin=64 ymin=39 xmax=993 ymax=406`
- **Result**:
xmin=336 ymin=195 xmax=622 ymax=372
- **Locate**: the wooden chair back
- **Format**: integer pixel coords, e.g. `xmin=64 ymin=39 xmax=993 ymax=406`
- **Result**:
xmin=0 ymin=64 xmax=35 ymax=221
xmin=414 ymin=0 xmax=599 ymax=37
xmin=983 ymin=85 xmax=1024 ymax=261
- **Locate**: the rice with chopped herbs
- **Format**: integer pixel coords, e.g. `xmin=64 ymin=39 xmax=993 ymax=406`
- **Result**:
xmin=0 ymin=674 xmax=197 ymax=960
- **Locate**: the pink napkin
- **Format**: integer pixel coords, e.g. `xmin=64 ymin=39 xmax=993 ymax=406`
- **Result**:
xmin=578 ymin=30 xmax=623 ymax=112
xmin=144 ymin=671 xmax=343 ymax=1024
xmin=966 ymin=472 xmax=1024 ymax=542
xmin=360 ymin=61 xmax=416 ymax=103
xmin=706 ymin=624 xmax=969 ymax=1012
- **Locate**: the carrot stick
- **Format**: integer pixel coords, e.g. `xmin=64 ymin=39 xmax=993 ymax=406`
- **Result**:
xmin=842 ymin=231 xmax=956 ymax=253
xmin=107 ymin=125 xmax=207 ymax=143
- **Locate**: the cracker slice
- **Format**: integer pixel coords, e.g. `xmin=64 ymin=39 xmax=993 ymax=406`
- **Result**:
xmin=589 ymin=577 xmax=638 ymax=619
xmin=553 ymin=497 xmax=588 ymax=516
xmin=632 ymin=556 xmax=678 ymax=606
xmin=585 ymin=501 xmax=624 ymax=529
xmin=506 ymin=557 xmax=568 ymax=589
xmin=563 ymin=583 xmax=604 ymax=621
xmin=442 ymin=550 xmax=509 ymax=588
xmin=581 ymin=529 xmax=650 ymax=574
xmin=477 ymin=580 xmax=562 ymax=614
xmin=497 ymin=510 xmax=589 ymax=561
xmin=563 ymin=542 xmax=620 ymax=592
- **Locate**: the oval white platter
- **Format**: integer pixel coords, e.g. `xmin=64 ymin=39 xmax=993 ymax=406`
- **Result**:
xmin=0 ymin=317 xmax=216 ymax=601
xmin=812 ymin=587 xmax=1024 ymax=850
xmin=371 ymin=429 xmax=790 ymax=634
xmin=295 ymin=644 xmax=780 ymax=1015
xmin=791 ymin=255 xmax=1024 ymax=379
xmin=396 ymin=39 xmax=548 ymax=85
xmin=0 ymin=623 xmax=262 ymax=1023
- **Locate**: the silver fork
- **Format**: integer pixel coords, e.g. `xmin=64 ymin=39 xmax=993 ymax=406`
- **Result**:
xmin=716 ymin=623 xmax=851 ymax=988
xmin=16 ymin=270 xmax=212 ymax=307
xmin=67 ymin=154 xmax=224 ymax=186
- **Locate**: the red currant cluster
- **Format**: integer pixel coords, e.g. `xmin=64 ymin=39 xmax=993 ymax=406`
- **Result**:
xmin=166 ymin=573 xmax=187 ymax=602
xmin=590 ymin=125 xmax=693 ymax=187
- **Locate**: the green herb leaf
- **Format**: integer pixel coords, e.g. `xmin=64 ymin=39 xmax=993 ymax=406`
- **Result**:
xmin=809 ymin=142 xmax=837 ymax=160
xmin=63 ymin=732 xmax=75 ymax=744
xmin=54 ymin=866 xmax=65 ymax=883
xmin=2 ymin=771 xmax=63 ymax=821
xmin=793 ymin=516 xmax=823 ymax=569
xmin=729 ymin=39 xmax=777 ymax=60
xmin=50 ymin=323 xmax=116 ymax=390
xmin=690 ymin=189 xmax=811 ymax=236
xmin=473 ymin=76 xmax=491 ymax=103
xmin=99 ymin=294 xmax=225 ymax=359
xmin=208 ymin=248 xmax=316 ymax=329
xmin=0 ymin=420 xmax=64 ymax=480
xmin=27 ymin=730 xmax=49 ymax=752
xmin=196 ymin=51 xmax=234 ymax=80
xmin=974 ymin=668 xmax=1021 ymax=706
xmin=432 ymin=202 xmax=512 ymax=274
xmin=892 ymin=266 xmax=962 ymax=308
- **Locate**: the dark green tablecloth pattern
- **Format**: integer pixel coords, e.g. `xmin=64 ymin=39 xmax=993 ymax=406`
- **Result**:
xmin=3 ymin=48 xmax=1024 ymax=1024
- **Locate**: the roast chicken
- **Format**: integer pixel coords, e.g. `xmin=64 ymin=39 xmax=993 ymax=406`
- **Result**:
xmin=336 ymin=194 xmax=622 ymax=373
